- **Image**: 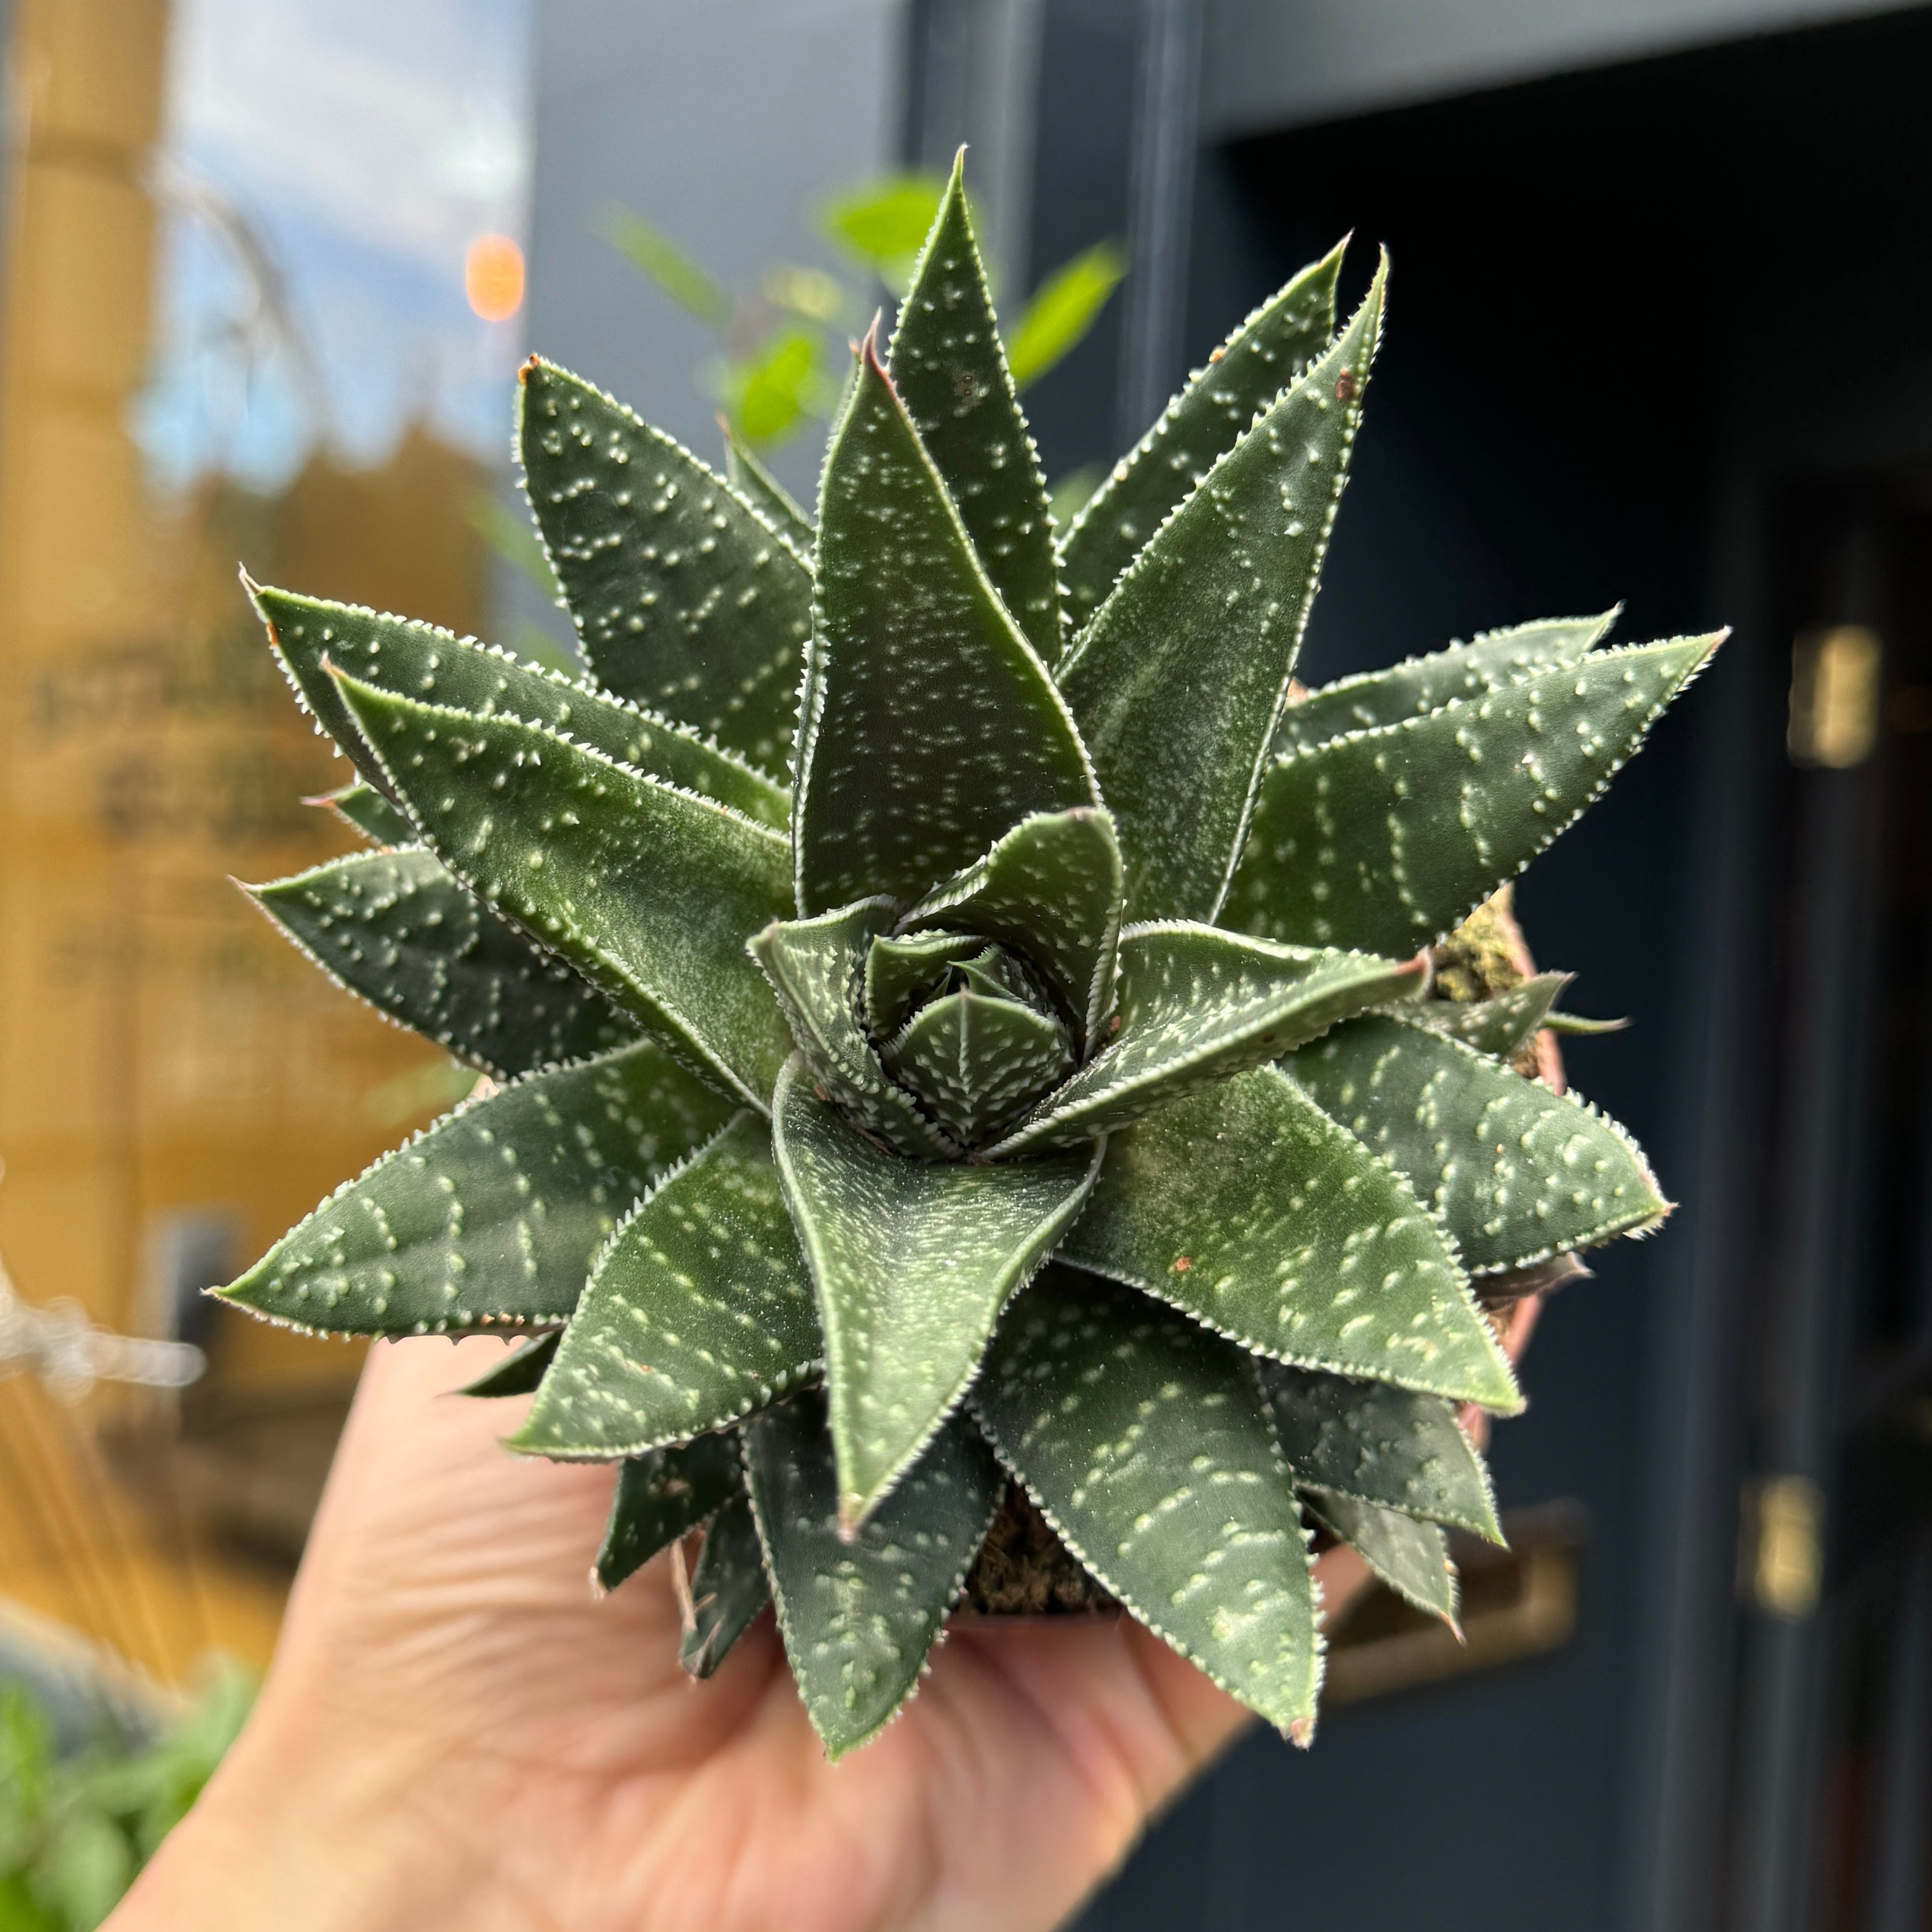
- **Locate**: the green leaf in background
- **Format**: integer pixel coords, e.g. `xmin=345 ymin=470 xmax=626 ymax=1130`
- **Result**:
xmin=744 ymin=1395 xmax=1003 ymax=1758
xmin=468 ymin=486 xmax=564 ymax=603
xmin=1006 ymin=240 xmax=1127 ymax=390
xmin=604 ymin=209 xmax=732 ymax=327
xmin=819 ymin=171 xmax=948 ymax=278
xmin=515 ymin=1113 xmax=820 ymax=1458
xmin=725 ymin=328 xmax=839 ymax=444
xmin=761 ymin=262 xmax=850 ymax=327
xmin=771 ymin=1057 xmax=1100 ymax=1526
xmin=221 ymin=1039 xmax=732 ymax=1337
xmin=973 ymin=1267 xmax=1325 ymax=1737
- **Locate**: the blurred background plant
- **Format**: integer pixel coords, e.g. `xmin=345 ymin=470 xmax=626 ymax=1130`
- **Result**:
xmin=608 ymin=169 xmax=1123 ymax=491
xmin=0 ymin=1665 xmax=252 ymax=1931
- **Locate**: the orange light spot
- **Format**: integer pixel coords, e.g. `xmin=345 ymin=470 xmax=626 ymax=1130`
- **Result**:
xmin=465 ymin=234 xmax=525 ymax=321
xmin=1172 ymin=1256 xmax=1192 ymax=1273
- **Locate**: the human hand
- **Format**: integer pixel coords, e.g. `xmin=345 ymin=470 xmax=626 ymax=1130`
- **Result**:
xmin=111 ymin=1307 xmax=1532 ymax=1932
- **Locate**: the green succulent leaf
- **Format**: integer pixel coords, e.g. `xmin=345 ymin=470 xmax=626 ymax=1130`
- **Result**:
xmin=1060 ymin=239 xmax=1345 ymax=632
xmin=749 ymin=901 xmax=959 ymax=1159
xmin=1291 ymin=1016 xmax=1669 ymax=1273
xmin=316 ymin=780 xmax=415 ymax=846
xmin=458 ymin=1329 xmax=560 ymax=1398
xmin=794 ymin=329 xmax=1097 ymax=914
xmin=1271 ymin=612 xmax=1616 ymax=758
xmin=771 ymin=1057 xmax=1102 ymax=1527
xmin=517 ymin=358 xmax=812 ymax=776
xmin=1413 ymin=973 xmax=1569 ymax=1060
xmin=989 ymin=923 xmax=1424 ymax=1157
xmin=1227 ymin=635 xmax=1721 ymax=955
xmin=744 ymin=1395 xmax=1003 ymax=1758
xmin=514 ymin=1113 xmax=819 ymax=1458
xmin=335 ymin=676 xmax=794 ymax=1108
xmin=1301 ymin=1489 xmax=1456 ymax=1623
xmin=253 ymin=585 xmax=788 ymax=831
xmin=722 ymin=418 xmax=814 ymax=550
xmin=249 ymin=848 xmax=637 ymax=1082
xmin=862 ymin=930 xmax=983 ymax=1038
xmin=1260 ymin=1361 xmax=1501 ymax=1538
xmin=900 ymin=808 xmax=1124 ymax=1052
xmin=1059 ymin=1066 xmax=1519 ymax=1410
xmin=680 ymin=1490 xmax=771 ymax=1678
xmin=881 ymin=986 xmax=1075 ymax=1148
xmin=596 ymin=1432 xmax=746 ymax=1592
xmin=1058 ymin=266 xmax=1385 ymax=923
xmin=973 ymin=1267 xmax=1323 ymax=1736
xmin=888 ymin=154 xmax=1060 ymax=658
xmin=219 ymin=1039 xmax=729 ymax=1336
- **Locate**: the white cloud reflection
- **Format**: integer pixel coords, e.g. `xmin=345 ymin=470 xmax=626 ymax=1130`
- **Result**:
xmin=139 ymin=0 xmax=534 ymax=492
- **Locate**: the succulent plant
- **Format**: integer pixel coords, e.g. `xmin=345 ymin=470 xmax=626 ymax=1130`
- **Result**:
xmin=223 ymin=159 xmax=1716 ymax=1757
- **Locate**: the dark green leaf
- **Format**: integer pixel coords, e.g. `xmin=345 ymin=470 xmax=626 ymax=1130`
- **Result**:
xmin=749 ymin=900 xmax=959 ymax=1159
xmin=1006 ymin=240 xmax=1127 ymax=392
xmin=1226 ymin=635 xmax=1721 ymax=955
xmin=1413 ymin=973 xmax=1569 ymax=1060
xmin=254 ymin=585 xmax=789 ymax=831
xmin=335 ymin=677 xmax=794 ymax=1108
xmin=1291 ymin=1016 xmax=1669 ymax=1273
xmin=1544 ymin=1009 xmax=1629 ymax=1037
xmin=861 ymin=929 xmax=982 ymax=1038
xmin=1302 ymin=1489 xmax=1457 ymax=1622
xmin=771 ymin=1057 xmax=1101 ymax=1526
xmin=1260 ymin=1361 xmax=1500 ymax=1538
xmin=219 ymin=1040 xmax=729 ymax=1336
xmin=722 ymin=418 xmax=813 ymax=549
xmin=794 ymin=331 xmax=1097 ymax=913
xmin=1059 ymin=239 xmax=1344 ymax=634
xmin=974 ymin=1268 xmax=1323 ymax=1736
xmin=888 ymin=155 xmax=1060 ymax=657
xmin=596 ymin=1432 xmax=745 ymax=1591
xmin=1271 ymin=612 xmax=1615 ymax=758
xmin=315 ymin=781 xmax=414 ymax=846
xmin=680 ymin=1491 xmax=771 ymax=1678
xmin=1058 ymin=267 xmax=1386 ymax=923
xmin=901 ymin=808 xmax=1124 ymax=1051
xmin=514 ymin=1114 xmax=819 ymax=1458
xmin=458 ymin=1329 xmax=560 ymax=1398
xmin=604 ymin=210 xmax=731 ymax=326
xmin=249 ymin=848 xmax=638 ymax=1082
xmin=990 ymin=923 xmax=1423 ymax=1157
xmin=1060 ymin=1067 xmax=1517 ymax=1409
xmin=881 ymin=986 xmax=1073 ymax=1148
xmin=516 ymin=359 xmax=812 ymax=776
xmin=744 ymin=1395 xmax=1002 ymax=1757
